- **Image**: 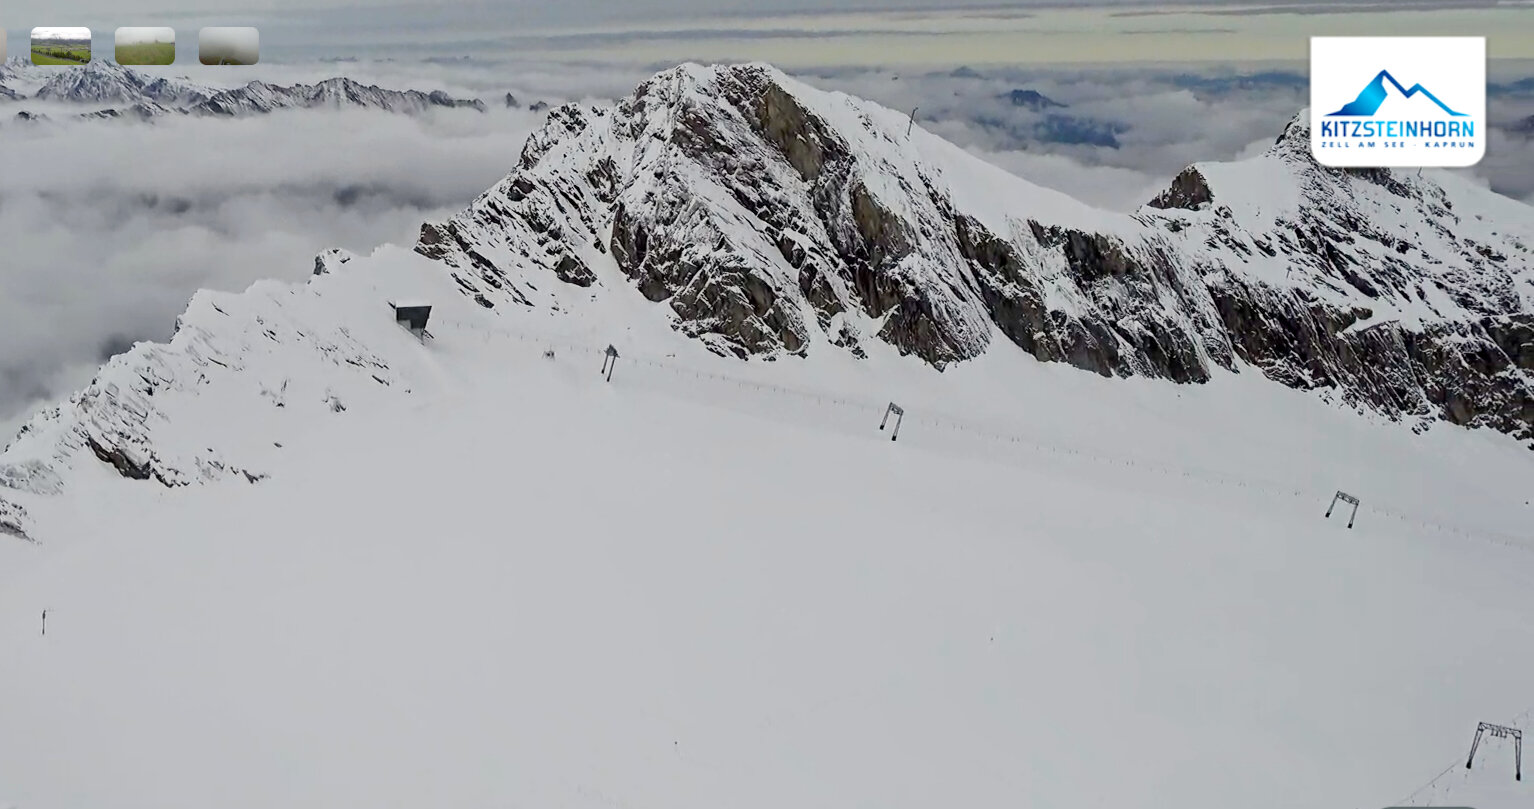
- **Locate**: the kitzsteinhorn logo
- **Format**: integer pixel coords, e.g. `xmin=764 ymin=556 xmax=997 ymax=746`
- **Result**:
xmin=1319 ymin=69 xmax=1475 ymax=140
xmin=1310 ymin=37 xmax=1484 ymax=168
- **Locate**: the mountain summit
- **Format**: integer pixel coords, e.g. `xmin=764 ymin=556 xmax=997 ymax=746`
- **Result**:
xmin=418 ymin=63 xmax=1533 ymax=438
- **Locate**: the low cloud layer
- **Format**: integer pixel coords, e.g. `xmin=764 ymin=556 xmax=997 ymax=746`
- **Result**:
xmin=805 ymin=64 xmax=1534 ymax=208
xmin=0 ymin=99 xmax=546 ymax=438
xmin=802 ymin=65 xmax=1311 ymax=209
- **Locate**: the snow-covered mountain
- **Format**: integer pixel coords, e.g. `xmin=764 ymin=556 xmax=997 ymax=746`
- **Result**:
xmin=32 ymin=60 xmax=157 ymax=103
xmin=0 ymin=58 xmax=487 ymax=118
xmin=3 ymin=62 xmax=1534 ymax=809
xmin=194 ymin=76 xmax=487 ymax=116
xmin=417 ymin=64 xmax=1534 ymax=441
xmin=2 ymin=61 xmax=1531 ymax=545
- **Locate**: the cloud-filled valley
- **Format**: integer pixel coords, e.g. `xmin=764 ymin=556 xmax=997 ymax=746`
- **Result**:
xmin=0 ymin=100 xmax=545 ymax=437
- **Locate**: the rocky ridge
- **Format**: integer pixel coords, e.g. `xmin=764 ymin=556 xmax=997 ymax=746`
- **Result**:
xmin=417 ymin=63 xmax=1533 ymax=442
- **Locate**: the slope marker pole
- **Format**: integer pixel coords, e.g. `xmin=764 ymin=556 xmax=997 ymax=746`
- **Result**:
xmin=601 ymin=344 xmax=620 ymax=382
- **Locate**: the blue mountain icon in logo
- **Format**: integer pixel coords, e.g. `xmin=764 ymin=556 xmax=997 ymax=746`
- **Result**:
xmin=1327 ymin=69 xmax=1467 ymax=117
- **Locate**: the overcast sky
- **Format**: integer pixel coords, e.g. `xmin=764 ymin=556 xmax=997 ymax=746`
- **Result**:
xmin=30 ymin=27 xmax=91 ymax=43
xmin=4 ymin=1 xmax=1534 ymax=64
xmin=199 ymin=26 xmax=259 ymax=63
xmin=116 ymin=26 xmax=175 ymax=46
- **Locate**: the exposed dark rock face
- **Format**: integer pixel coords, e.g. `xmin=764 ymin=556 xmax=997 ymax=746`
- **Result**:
xmin=1148 ymin=167 xmax=1214 ymax=211
xmin=0 ymin=496 xmax=30 ymax=541
xmin=412 ymin=63 xmax=1534 ymax=445
xmin=312 ymin=248 xmax=355 ymax=276
xmin=87 ymin=434 xmax=156 ymax=482
xmin=1150 ymin=118 xmax=1534 ymax=443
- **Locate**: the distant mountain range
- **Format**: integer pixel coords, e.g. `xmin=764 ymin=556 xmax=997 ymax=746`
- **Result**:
xmin=0 ymin=58 xmax=510 ymax=121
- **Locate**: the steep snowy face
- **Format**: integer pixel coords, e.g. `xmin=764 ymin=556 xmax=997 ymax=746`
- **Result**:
xmin=140 ymin=76 xmax=214 ymax=107
xmin=32 ymin=60 xmax=148 ymax=103
xmin=417 ymin=64 xmax=1222 ymax=380
xmin=1146 ymin=115 xmax=1534 ymax=440
xmin=417 ymin=64 xmax=1533 ymax=442
xmin=0 ymin=249 xmax=458 ymax=542
xmin=0 ymin=56 xmax=44 ymax=99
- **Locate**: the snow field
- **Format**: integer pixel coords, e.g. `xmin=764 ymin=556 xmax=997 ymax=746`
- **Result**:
xmin=2 ymin=246 xmax=1533 ymax=808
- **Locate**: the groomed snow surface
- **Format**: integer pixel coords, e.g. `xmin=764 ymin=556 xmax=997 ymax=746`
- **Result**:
xmin=2 ymin=246 xmax=1534 ymax=809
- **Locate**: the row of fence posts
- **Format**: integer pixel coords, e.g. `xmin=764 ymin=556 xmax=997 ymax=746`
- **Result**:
xmin=432 ymin=317 xmax=1526 ymax=546
xmin=528 ymin=325 xmax=1533 ymax=806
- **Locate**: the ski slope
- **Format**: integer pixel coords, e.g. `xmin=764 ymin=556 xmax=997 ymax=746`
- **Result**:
xmin=1 ymin=244 xmax=1533 ymax=809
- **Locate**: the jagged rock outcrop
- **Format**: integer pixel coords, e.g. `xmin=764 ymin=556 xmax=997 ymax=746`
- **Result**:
xmin=0 ymin=496 xmax=30 ymax=541
xmin=414 ymin=63 xmax=1534 ymax=443
xmin=1144 ymin=117 xmax=1534 ymax=441
xmin=313 ymin=247 xmax=358 ymax=276
xmin=1148 ymin=166 xmax=1214 ymax=211
xmin=83 ymin=101 xmax=171 ymax=122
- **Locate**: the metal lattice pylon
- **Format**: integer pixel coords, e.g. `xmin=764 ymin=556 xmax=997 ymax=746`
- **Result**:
xmin=880 ymin=402 xmax=905 ymax=442
xmin=1325 ymin=490 xmax=1360 ymax=529
xmin=1467 ymin=721 xmax=1523 ymax=781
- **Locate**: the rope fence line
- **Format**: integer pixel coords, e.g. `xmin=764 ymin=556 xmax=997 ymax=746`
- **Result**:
xmin=432 ymin=316 xmax=1531 ymax=551
xmin=442 ymin=315 xmax=1533 ymax=809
